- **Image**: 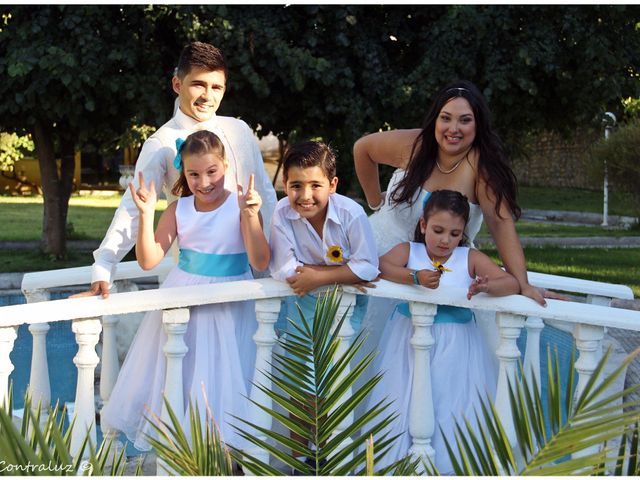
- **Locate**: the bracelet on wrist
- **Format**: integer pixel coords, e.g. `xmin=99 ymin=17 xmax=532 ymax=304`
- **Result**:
xmin=410 ymin=270 xmax=420 ymax=286
xmin=368 ymin=197 xmax=384 ymax=211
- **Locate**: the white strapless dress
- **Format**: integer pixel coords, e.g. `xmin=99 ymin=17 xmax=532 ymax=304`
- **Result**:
xmin=370 ymin=169 xmax=483 ymax=256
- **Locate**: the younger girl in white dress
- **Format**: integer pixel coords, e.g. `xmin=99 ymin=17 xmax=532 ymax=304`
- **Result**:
xmin=101 ymin=130 xmax=270 ymax=451
xmin=367 ymin=189 xmax=519 ymax=473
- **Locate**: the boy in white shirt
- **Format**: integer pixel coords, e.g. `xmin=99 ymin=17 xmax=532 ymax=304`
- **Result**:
xmin=269 ymin=140 xmax=378 ymax=332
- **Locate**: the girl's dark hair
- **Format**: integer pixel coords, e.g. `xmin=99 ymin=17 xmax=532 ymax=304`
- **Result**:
xmin=391 ymin=80 xmax=520 ymax=220
xmin=171 ymin=130 xmax=226 ymax=197
xmin=413 ymin=190 xmax=470 ymax=244
xmin=282 ymin=141 xmax=336 ymax=181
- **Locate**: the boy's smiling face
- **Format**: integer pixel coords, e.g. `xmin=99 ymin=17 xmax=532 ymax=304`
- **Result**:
xmin=284 ymin=165 xmax=338 ymax=228
xmin=172 ymin=67 xmax=226 ymax=123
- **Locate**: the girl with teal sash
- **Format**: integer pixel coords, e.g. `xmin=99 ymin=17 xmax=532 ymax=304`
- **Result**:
xmin=101 ymin=131 xmax=270 ymax=452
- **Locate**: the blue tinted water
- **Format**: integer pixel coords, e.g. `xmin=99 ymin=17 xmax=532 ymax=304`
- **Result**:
xmin=517 ymin=325 xmax=578 ymax=435
xmin=2 ymin=291 xmax=147 ymax=457
xmin=2 ymin=292 xmax=77 ymax=410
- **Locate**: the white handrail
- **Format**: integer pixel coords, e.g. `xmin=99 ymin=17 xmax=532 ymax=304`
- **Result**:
xmin=21 ymin=259 xmax=634 ymax=301
xmin=21 ymin=258 xmax=174 ymax=293
xmin=527 ymin=271 xmax=633 ymax=299
xmin=5 ymin=278 xmax=640 ymax=331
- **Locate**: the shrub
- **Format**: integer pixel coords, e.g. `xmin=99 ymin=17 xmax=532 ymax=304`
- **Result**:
xmin=590 ymin=120 xmax=640 ymax=219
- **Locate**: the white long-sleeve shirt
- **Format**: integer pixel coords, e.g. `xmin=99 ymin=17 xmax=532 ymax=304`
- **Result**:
xmin=91 ymin=108 xmax=277 ymax=284
xmin=269 ymin=194 xmax=379 ymax=282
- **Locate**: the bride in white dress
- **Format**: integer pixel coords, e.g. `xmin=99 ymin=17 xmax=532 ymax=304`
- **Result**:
xmin=353 ymin=80 xmax=552 ymax=468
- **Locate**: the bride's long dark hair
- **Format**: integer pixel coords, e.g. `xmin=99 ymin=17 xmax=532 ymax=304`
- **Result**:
xmin=390 ymin=80 xmax=520 ymax=220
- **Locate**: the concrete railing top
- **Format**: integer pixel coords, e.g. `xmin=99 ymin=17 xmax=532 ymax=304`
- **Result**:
xmin=4 ymin=277 xmax=640 ymax=332
xmin=20 ymin=258 xmax=174 ymax=293
xmin=527 ymin=271 xmax=634 ymax=300
xmin=21 ymin=260 xmax=634 ymax=301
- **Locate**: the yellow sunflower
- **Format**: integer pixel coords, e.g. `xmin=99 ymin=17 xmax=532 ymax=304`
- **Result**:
xmin=431 ymin=259 xmax=452 ymax=274
xmin=326 ymin=245 xmax=344 ymax=263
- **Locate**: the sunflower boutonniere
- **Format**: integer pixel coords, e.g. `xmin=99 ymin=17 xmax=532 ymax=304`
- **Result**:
xmin=431 ymin=259 xmax=452 ymax=274
xmin=327 ymin=245 xmax=344 ymax=263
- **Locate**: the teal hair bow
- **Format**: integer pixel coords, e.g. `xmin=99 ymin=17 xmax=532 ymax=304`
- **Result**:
xmin=174 ymin=138 xmax=185 ymax=171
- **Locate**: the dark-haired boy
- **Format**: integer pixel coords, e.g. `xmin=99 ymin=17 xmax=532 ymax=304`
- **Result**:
xmin=270 ymin=140 xmax=378 ymax=331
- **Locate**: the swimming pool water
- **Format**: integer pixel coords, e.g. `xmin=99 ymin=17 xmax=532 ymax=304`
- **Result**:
xmin=2 ymin=292 xmax=77 ymax=410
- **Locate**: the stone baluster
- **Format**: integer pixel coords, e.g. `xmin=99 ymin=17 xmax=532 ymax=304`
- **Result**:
xmin=99 ymin=314 xmax=119 ymax=445
xmin=245 ymin=298 xmax=280 ymax=469
xmin=0 ymin=326 xmax=18 ymax=408
xmin=99 ymin=283 xmax=120 ymax=405
xmin=573 ymin=323 xmax=606 ymax=406
xmin=157 ymin=308 xmax=190 ymax=476
xmin=495 ymin=312 xmax=525 ymax=449
xmin=586 ymin=295 xmax=612 ymax=360
xmin=327 ymin=292 xmax=357 ymax=467
xmin=408 ymin=301 xmax=438 ymax=466
xmin=25 ymin=289 xmax=51 ymax=411
xmin=70 ymin=317 xmax=102 ymax=458
xmin=571 ymin=323 xmax=606 ymax=461
xmin=523 ymin=316 xmax=544 ymax=392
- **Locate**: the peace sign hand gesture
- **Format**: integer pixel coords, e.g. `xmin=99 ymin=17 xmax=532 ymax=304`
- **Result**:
xmin=129 ymin=171 xmax=157 ymax=218
xmin=238 ymin=174 xmax=262 ymax=218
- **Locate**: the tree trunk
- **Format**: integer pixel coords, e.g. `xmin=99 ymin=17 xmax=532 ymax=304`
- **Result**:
xmin=32 ymin=120 xmax=74 ymax=258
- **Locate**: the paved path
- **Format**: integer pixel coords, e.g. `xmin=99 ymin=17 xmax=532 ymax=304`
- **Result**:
xmin=476 ymin=235 xmax=640 ymax=248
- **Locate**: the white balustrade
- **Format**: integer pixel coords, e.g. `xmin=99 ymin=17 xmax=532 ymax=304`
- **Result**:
xmin=99 ymin=281 xmax=121 ymax=413
xmin=495 ymin=312 xmax=526 ymax=450
xmin=573 ymin=323 xmax=606 ymax=405
xmin=523 ymin=316 xmax=545 ymax=391
xmin=70 ymin=317 xmax=102 ymax=458
xmin=0 ymin=270 xmax=636 ymax=475
xmin=0 ymin=326 xmax=18 ymax=408
xmin=24 ymin=289 xmax=51 ymax=412
xmin=245 ymin=298 xmax=280 ymax=468
xmin=571 ymin=323 xmax=606 ymax=461
xmin=99 ymin=302 xmax=121 ymax=447
xmin=158 ymin=308 xmax=190 ymax=476
xmin=408 ymin=301 xmax=438 ymax=466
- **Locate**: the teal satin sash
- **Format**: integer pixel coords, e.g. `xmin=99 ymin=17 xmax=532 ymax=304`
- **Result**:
xmin=179 ymin=249 xmax=249 ymax=277
xmin=396 ymin=302 xmax=472 ymax=324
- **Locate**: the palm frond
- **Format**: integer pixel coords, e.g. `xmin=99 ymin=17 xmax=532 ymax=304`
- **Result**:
xmin=0 ymin=388 xmax=135 ymax=475
xmin=231 ymin=286 xmax=418 ymax=475
xmin=440 ymin=345 xmax=640 ymax=475
xmin=146 ymin=397 xmax=235 ymax=476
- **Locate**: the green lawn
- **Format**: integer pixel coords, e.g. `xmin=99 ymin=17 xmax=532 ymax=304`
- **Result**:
xmin=0 ymin=248 xmax=137 ymax=273
xmin=519 ymin=186 xmax=637 ymax=217
xmin=0 ymin=193 xmax=167 ymax=241
xmin=477 ymin=221 xmax=640 ymax=238
xmin=482 ymin=247 xmax=640 ymax=298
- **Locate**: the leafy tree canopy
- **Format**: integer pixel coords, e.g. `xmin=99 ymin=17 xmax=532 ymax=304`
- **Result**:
xmin=0 ymin=5 xmax=638 ymax=254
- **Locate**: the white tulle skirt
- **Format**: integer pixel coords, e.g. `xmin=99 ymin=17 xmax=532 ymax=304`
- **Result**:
xmin=100 ymin=266 xmax=257 ymax=452
xmin=366 ymin=308 xmax=498 ymax=474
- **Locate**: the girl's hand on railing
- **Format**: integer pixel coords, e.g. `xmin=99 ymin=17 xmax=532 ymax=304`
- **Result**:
xmin=467 ymin=275 xmax=490 ymax=299
xmin=69 ymin=281 xmax=110 ymax=299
